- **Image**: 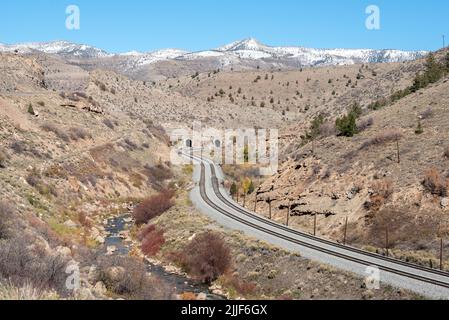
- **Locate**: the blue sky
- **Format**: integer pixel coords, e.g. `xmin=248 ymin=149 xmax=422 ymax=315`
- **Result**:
xmin=0 ymin=0 xmax=448 ymax=53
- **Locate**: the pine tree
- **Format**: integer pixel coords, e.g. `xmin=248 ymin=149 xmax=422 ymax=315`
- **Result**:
xmin=336 ymin=112 xmax=358 ymax=137
xmin=27 ymin=103 xmax=35 ymax=115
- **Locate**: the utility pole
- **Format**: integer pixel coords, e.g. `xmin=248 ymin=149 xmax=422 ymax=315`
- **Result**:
xmin=396 ymin=140 xmax=400 ymax=164
xmin=268 ymin=197 xmax=272 ymax=220
xmin=440 ymin=238 xmax=444 ymax=271
xmin=343 ymin=216 xmax=348 ymax=245
xmin=286 ymin=201 xmax=291 ymax=226
xmin=254 ymin=194 xmax=257 ymax=213
xmin=385 ymin=227 xmax=389 ymax=257
xmin=443 ymin=35 xmax=446 ymax=49
xmin=313 ymin=213 xmax=317 ymax=236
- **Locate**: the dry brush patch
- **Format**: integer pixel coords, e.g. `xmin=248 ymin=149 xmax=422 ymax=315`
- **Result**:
xmin=360 ymin=130 xmax=402 ymax=151
xmin=132 ymin=190 xmax=175 ymax=225
xmin=96 ymin=255 xmax=172 ymax=300
xmin=422 ymin=168 xmax=448 ymax=197
xmin=170 ymin=232 xmax=232 ymax=284
xmin=137 ymin=224 xmax=165 ymax=257
xmin=364 ymin=179 xmax=394 ymax=212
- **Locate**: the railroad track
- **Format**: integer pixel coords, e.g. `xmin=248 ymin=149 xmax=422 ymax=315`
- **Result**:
xmin=182 ymin=151 xmax=449 ymax=298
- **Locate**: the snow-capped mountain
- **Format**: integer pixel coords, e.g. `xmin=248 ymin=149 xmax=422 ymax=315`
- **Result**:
xmin=0 ymin=38 xmax=428 ymax=80
xmin=211 ymin=38 xmax=428 ymax=66
xmin=0 ymin=41 xmax=111 ymax=59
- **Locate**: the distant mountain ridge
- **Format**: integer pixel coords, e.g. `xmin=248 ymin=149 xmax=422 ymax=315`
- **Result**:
xmin=0 ymin=38 xmax=428 ymax=81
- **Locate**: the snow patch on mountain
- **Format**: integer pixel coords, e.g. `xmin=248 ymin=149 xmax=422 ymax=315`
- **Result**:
xmin=0 ymin=38 xmax=428 ymax=70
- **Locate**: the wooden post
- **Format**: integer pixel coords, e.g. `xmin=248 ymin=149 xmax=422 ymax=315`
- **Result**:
xmin=440 ymin=238 xmax=444 ymax=271
xmin=243 ymin=193 xmax=246 ymax=207
xmin=268 ymin=198 xmax=272 ymax=220
xmin=236 ymin=190 xmax=239 ymax=203
xmin=343 ymin=216 xmax=348 ymax=245
xmin=286 ymin=201 xmax=291 ymax=226
xmin=396 ymin=140 xmax=400 ymax=164
xmin=254 ymin=194 xmax=257 ymax=213
xmin=313 ymin=213 xmax=317 ymax=236
xmin=385 ymin=227 xmax=389 ymax=257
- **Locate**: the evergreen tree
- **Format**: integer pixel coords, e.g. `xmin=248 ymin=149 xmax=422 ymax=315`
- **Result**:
xmin=27 ymin=103 xmax=35 ymax=115
xmin=336 ymin=112 xmax=358 ymax=137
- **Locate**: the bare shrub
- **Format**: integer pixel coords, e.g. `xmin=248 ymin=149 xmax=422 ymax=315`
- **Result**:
xmin=420 ymin=107 xmax=433 ymax=120
xmin=124 ymin=138 xmax=138 ymax=151
xmin=0 ymin=237 xmax=69 ymax=295
xmin=103 ymin=119 xmax=115 ymax=129
xmin=68 ymin=127 xmax=91 ymax=141
xmin=78 ymin=212 xmax=92 ymax=228
xmin=360 ymin=130 xmax=402 ymax=150
xmin=26 ymin=170 xmax=58 ymax=197
xmin=73 ymin=92 xmax=88 ymax=99
xmin=357 ymin=117 xmax=374 ymax=132
xmin=96 ymin=255 xmax=172 ymax=299
xmin=41 ymin=123 xmax=70 ymax=142
xmin=174 ymin=232 xmax=231 ymax=284
xmin=10 ymin=140 xmax=27 ymax=154
xmin=138 ymin=225 xmax=165 ymax=257
xmin=132 ymin=190 xmax=175 ymax=225
xmin=422 ymin=168 xmax=448 ymax=197
xmin=144 ymin=164 xmax=173 ymax=186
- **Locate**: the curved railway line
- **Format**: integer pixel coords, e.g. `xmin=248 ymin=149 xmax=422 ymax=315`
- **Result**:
xmin=183 ymin=151 xmax=449 ymax=299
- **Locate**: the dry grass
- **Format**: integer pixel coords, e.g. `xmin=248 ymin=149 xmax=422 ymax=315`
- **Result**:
xmin=0 ymin=149 xmax=8 ymax=168
xmin=0 ymin=281 xmax=59 ymax=300
xmin=444 ymin=146 xmax=449 ymax=159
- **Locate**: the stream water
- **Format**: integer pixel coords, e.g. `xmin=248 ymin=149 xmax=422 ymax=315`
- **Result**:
xmin=104 ymin=214 xmax=224 ymax=300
